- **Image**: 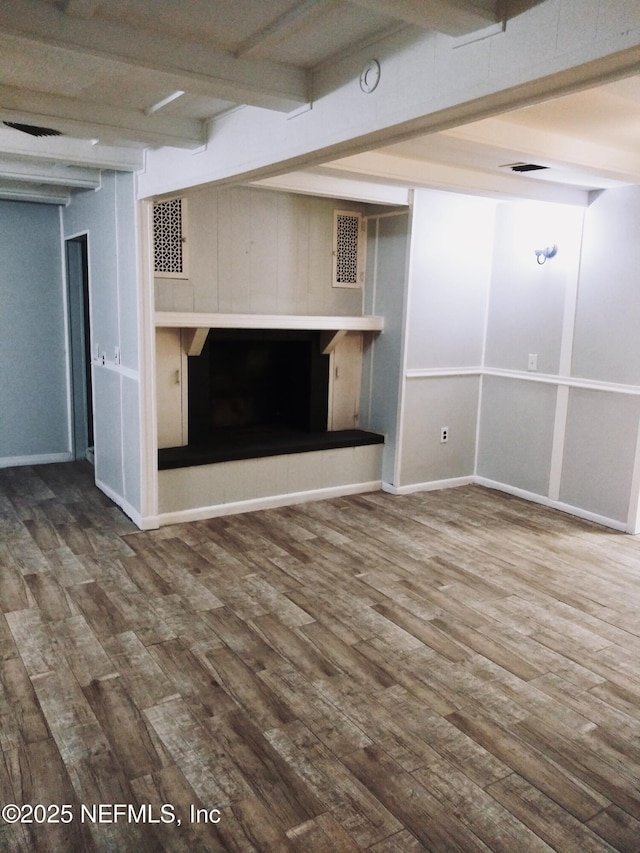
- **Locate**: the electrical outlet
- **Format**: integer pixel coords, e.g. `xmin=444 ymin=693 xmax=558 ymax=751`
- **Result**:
xmin=528 ymin=353 xmax=538 ymax=371
xmin=440 ymin=426 xmax=449 ymax=444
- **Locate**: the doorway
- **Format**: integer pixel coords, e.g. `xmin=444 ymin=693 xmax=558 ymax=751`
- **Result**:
xmin=66 ymin=235 xmax=94 ymax=461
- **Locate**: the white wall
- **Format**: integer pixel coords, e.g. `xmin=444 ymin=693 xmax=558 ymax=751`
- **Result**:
xmin=397 ymin=189 xmax=495 ymax=490
xmin=395 ymin=186 xmax=640 ymax=531
xmin=484 ymin=202 xmax=577 ymax=374
xmin=63 ymin=172 xmax=143 ymax=522
xmin=478 ymin=191 xmax=640 ymax=529
xmin=572 ymin=186 xmax=640 ymax=384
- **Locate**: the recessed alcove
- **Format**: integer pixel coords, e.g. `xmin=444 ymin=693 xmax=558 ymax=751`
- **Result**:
xmin=155 ymin=312 xmax=385 ymax=470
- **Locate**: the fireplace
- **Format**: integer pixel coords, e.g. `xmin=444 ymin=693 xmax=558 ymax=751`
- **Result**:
xmin=156 ymin=323 xmax=385 ymax=470
xmin=190 ymin=328 xmax=329 ymax=440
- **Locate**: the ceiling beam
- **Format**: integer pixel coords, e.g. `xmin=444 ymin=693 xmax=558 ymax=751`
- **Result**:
xmin=0 ymin=127 xmax=143 ymax=170
xmin=250 ymin=170 xmax=410 ymax=205
xmin=346 ymin=0 xmax=498 ymax=36
xmin=0 ymin=83 xmax=204 ymax=148
xmin=0 ymin=0 xmax=308 ymax=113
xmin=0 ymin=157 xmax=100 ymax=188
xmin=317 ymin=151 xmax=589 ymax=204
xmin=235 ymin=0 xmax=337 ymax=59
xmin=0 ymin=179 xmax=70 ymax=204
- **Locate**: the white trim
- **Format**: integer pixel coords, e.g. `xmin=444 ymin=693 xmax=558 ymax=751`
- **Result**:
xmin=475 ymin=234 xmax=492 ymax=477
xmin=406 ymin=365 xmax=640 ymax=398
xmin=84 ymin=233 xmax=97 ymax=454
xmin=474 ymin=373 xmax=484 ymax=479
xmin=406 ymin=367 xmax=482 ymax=379
xmin=59 ymin=206 xmax=74 ymax=459
xmin=365 ymin=217 xmax=379 ymax=427
xmin=363 ymin=209 xmax=411 ymax=221
xmin=0 ymin=452 xmax=72 ymax=469
xmin=558 ymin=209 xmax=584 ymax=375
xmin=393 ymin=193 xmax=414 ymax=488
xmin=382 ymin=476 xmax=474 ymax=495
xmin=114 ymin=174 xmax=126 ymax=507
xmin=90 ymin=361 xmax=139 ymax=380
xmin=626 ymin=418 xmax=640 ymax=534
xmin=474 ymin=476 xmax=627 ymax=532
xmin=62 ymin=228 xmax=92 ymax=461
xmin=484 ymin=367 xmax=640 ymax=395
xmin=95 ymin=477 xmax=144 ymax=528
xmin=138 ymin=198 xmax=160 ymax=522
xmin=155 ymin=480 xmax=382 ymax=526
xmin=377 ymin=472 xmax=628 ymax=532
xmin=148 ymin=472 xmax=632 ymax=532
xmin=548 ymin=384 xmax=569 ymax=501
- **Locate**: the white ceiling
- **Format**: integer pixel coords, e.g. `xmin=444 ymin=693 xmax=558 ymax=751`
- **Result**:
xmin=306 ymin=75 xmax=640 ymax=205
xmin=0 ymin=0 xmax=638 ymax=205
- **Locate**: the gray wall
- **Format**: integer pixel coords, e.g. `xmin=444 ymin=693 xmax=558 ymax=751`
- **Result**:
xmin=63 ymin=171 xmax=142 ymax=516
xmin=560 ymin=389 xmax=640 ymax=523
xmin=402 ymin=375 xmax=480 ymax=484
xmin=478 ymin=376 xmax=557 ymax=496
xmin=0 ymin=201 xmax=70 ymax=465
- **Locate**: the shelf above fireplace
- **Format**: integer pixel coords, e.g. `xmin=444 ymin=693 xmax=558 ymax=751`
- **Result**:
xmin=154 ymin=312 xmax=384 ymax=332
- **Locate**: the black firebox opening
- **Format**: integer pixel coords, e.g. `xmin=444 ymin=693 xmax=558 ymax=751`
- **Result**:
xmin=188 ymin=329 xmax=330 ymax=446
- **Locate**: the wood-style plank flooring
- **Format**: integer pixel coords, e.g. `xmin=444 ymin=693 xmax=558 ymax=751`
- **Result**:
xmin=1 ymin=462 xmax=640 ymax=851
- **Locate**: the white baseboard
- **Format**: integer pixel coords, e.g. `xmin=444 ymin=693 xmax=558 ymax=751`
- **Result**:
xmin=474 ymin=476 xmax=627 ymax=532
xmin=147 ymin=472 xmax=628 ymax=534
xmin=0 ymin=452 xmax=72 ymax=470
xmin=95 ymin=477 xmax=144 ymax=529
xmin=381 ymin=473 xmax=627 ymax=532
xmin=382 ymin=476 xmax=474 ymax=496
xmin=155 ymin=480 xmax=382 ymax=527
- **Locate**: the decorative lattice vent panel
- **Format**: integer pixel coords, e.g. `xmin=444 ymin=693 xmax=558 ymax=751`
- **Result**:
xmin=153 ymin=199 xmax=187 ymax=277
xmin=333 ymin=210 xmax=364 ymax=288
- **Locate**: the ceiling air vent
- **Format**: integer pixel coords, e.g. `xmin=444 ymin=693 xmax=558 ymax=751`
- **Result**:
xmin=2 ymin=121 xmax=62 ymax=137
xmin=501 ymin=162 xmax=549 ymax=173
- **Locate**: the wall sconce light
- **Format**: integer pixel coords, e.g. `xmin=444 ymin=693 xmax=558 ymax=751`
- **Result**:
xmin=534 ymin=244 xmax=558 ymax=265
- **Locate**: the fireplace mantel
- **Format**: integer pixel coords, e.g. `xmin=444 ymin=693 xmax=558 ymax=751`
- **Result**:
xmin=155 ymin=312 xmax=384 ymax=356
xmin=154 ymin=312 xmax=384 ymax=331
